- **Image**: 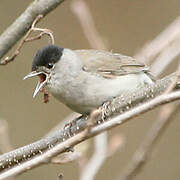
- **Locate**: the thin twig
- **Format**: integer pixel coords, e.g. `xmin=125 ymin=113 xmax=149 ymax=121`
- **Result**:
xmin=150 ymin=39 xmax=180 ymax=77
xmin=0 ymin=15 xmax=42 ymax=65
xmin=164 ymin=63 xmax=180 ymax=93
xmin=107 ymin=134 xmax=124 ymax=157
xmin=0 ymin=15 xmax=54 ymax=65
xmin=134 ymin=16 xmax=180 ymax=65
xmin=0 ymin=119 xmax=13 ymax=153
xmin=71 ymin=0 xmax=107 ymax=50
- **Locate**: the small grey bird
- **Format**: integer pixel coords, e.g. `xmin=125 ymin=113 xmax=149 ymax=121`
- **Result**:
xmin=24 ymin=45 xmax=154 ymax=114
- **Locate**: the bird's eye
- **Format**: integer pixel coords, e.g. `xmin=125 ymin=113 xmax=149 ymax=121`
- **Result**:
xmin=46 ymin=63 xmax=54 ymax=69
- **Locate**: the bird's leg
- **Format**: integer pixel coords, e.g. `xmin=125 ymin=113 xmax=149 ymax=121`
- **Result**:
xmin=100 ymin=101 xmax=111 ymax=122
xmin=63 ymin=122 xmax=74 ymax=138
xmin=63 ymin=116 xmax=84 ymax=138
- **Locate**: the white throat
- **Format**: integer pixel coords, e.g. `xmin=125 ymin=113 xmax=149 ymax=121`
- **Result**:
xmin=47 ymin=49 xmax=83 ymax=102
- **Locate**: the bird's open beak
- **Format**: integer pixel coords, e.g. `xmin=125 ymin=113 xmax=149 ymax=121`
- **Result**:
xmin=23 ymin=71 xmax=48 ymax=98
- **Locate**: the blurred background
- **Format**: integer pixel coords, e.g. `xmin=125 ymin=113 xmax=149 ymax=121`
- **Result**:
xmin=0 ymin=0 xmax=180 ymax=179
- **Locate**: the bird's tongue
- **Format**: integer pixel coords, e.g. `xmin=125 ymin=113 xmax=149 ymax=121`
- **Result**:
xmin=39 ymin=73 xmax=46 ymax=83
xmin=37 ymin=74 xmax=50 ymax=103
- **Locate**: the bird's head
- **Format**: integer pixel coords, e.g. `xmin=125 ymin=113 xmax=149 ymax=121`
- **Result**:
xmin=24 ymin=45 xmax=64 ymax=98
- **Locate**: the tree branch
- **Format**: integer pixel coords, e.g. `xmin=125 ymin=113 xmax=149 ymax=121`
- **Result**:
xmin=0 ymin=0 xmax=65 ymax=60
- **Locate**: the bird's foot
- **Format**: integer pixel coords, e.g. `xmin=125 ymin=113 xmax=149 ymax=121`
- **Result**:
xmin=98 ymin=101 xmax=111 ymax=123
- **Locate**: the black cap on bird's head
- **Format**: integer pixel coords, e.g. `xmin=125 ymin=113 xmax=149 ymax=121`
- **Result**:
xmin=32 ymin=45 xmax=64 ymax=71
xmin=24 ymin=45 xmax=64 ymax=98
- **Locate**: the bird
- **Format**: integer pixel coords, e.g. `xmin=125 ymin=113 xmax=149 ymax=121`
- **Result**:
xmin=24 ymin=45 xmax=155 ymax=115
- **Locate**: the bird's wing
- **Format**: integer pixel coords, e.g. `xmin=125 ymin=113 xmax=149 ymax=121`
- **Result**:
xmin=75 ymin=49 xmax=152 ymax=79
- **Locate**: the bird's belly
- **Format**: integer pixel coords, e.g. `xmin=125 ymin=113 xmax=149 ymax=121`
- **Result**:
xmin=49 ymin=72 xmax=153 ymax=114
